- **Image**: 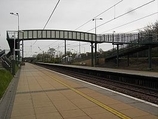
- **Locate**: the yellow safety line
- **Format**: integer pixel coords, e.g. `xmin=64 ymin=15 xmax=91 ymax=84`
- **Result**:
xmin=49 ymin=75 xmax=131 ymax=119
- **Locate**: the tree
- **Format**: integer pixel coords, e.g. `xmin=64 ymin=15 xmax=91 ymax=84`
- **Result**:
xmin=36 ymin=53 xmax=43 ymax=61
xmin=58 ymin=51 xmax=63 ymax=58
xmin=66 ymin=51 xmax=72 ymax=56
xmin=48 ymin=48 xmax=56 ymax=57
xmin=98 ymin=48 xmax=104 ymax=54
xmin=153 ymin=21 xmax=158 ymax=34
xmin=140 ymin=21 xmax=158 ymax=34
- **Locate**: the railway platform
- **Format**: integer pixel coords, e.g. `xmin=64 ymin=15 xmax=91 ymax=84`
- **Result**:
xmin=1 ymin=63 xmax=158 ymax=119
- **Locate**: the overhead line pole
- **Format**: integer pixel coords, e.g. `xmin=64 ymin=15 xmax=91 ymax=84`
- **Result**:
xmin=92 ymin=18 xmax=103 ymax=66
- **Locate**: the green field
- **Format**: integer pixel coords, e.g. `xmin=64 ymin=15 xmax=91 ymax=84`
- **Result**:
xmin=0 ymin=69 xmax=13 ymax=99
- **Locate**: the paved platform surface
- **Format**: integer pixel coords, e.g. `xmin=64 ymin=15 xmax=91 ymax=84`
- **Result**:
xmin=9 ymin=63 xmax=158 ymax=119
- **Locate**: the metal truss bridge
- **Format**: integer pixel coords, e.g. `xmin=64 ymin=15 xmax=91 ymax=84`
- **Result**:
xmin=6 ymin=29 xmax=158 ymax=68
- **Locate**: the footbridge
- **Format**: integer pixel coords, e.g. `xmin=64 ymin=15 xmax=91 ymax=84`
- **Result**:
xmin=6 ymin=29 xmax=158 ymax=67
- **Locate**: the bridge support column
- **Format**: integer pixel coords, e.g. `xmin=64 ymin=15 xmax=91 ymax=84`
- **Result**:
xmin=17 ymin=41 xmax=20 ymax=63
xmin=127 ymin=55 xmax=129 ymax=67
xmin=116 ymin=44 xmax=119 ymax=67
xmin=22 ymin=39 xmax=24 ymax=62
xmin=65 ymin=40 xmax=66 ymax=63
xmin=148 ymin=45 xmax=152 ymax=70
xmin=95 ymin=43 xmax=97 ymax=66
xmin=42 ymin=51 xmax=44 ymax=62
xmin=91 ymin=42 xmax=94 ymax=67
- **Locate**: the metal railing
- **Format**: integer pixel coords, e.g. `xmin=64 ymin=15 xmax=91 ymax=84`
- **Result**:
xmin=0 ymin=50 xmax=5 ymax=57
xmin=97 ymin=33 xmax=158 ymax=44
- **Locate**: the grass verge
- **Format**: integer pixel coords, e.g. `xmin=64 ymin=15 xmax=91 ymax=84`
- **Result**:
xmin=0 ymin=69 xmax=13 ymax=99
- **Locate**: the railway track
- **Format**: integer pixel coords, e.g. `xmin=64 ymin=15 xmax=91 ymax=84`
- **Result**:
xmin=38 ymin=64 xmax=158 ymax=104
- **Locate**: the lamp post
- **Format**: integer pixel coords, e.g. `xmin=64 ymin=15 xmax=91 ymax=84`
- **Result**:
xmin=10 ymin=12 xmax=20 ymax=62
xmin=10 ymin=13 xmax=19 ymax=31
xmin=92 ymin=18 xmax=103 ymax=36
xmin=92 ymin=18 xmax=103 ymax=66
xmin=10 ymin=12 xmax=19 ymax=75
xmin=12 ymin=33 xmax=16 ymax=75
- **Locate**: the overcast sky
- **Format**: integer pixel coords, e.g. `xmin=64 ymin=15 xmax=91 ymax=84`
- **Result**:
xmin=0 ymin=0 xmax=158 ymax=57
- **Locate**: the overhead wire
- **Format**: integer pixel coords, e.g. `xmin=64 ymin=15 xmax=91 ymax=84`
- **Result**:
xmin=37 ymin=0 xmax=123 ymax=54
xmin=35 ymin=0 xmax=152 ymax=53
xmin=32 ymin=0 xmax=156 ymax=55
xmin=68 ymin=0 xmax=123 ymax=53
xmin=102 ymin=12 xmax=158 ymax=33
xmin=36 ymin=41 xmax=90 ymax=54
xmin=37 ymin=38 xmax=86 ymax=53
xmin=43 ymin=0 xmax=61 ymax=30
xmin=36 ymin=40 xmax=64 ymax=53
xmin=125 ymin=28 xmax=145 ymax=33
xmin=52 ymin=0 xmax=156 ymax=54
xmin=75 ymin=0 xmax=123 ymax=30
xmin=32 ymin=0 xmax=61 ymax=46
xmin=124 ymin=26 xmax=150 ymax=33
xmin=67 ymin=42 xmax=90 ymax=48
xmin=87 ymin=0 xmax=156 ymax=32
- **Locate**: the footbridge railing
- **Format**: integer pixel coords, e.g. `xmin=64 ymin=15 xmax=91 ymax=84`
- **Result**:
xmin=97 ymin=33 xmax=158 ymax=45
xmin=7 ymin=30 xmax=97 ymax=42
xmin=7 ymin=30 xmax=158 ymax=45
